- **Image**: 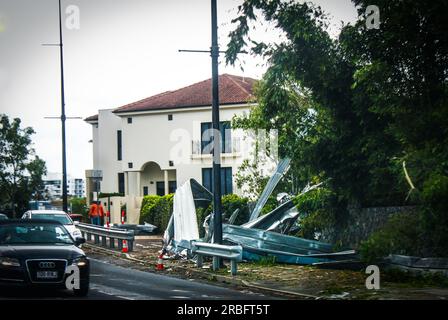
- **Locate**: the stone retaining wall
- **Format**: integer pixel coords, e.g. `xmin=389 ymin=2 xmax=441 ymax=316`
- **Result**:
xmin=321 ymin=205 xmax=417 ymax=248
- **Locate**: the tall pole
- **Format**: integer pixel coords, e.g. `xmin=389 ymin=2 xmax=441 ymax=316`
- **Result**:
xmin=58 ymin=0 xmax=68 ymax=212
xmin=211 ymin=0 xmax=223 ymax=269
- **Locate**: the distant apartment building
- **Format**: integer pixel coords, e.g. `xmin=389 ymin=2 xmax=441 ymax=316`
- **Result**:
xmin=43 ymin=172 xmax=86 ymax=199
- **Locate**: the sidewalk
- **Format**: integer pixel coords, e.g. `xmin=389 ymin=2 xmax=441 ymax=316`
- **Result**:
xmin=84 ymin=236 xmax=448 ymax=300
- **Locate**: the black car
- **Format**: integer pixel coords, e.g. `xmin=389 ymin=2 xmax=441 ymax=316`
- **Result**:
xmin=0 ymin=219 xmax=89 ymax=296
xmin=0 ymin=214 xmax=7 ymax=220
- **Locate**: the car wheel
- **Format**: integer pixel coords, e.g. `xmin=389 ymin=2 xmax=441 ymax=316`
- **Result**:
xmin=73 ymin=280 xmax=89 ymax=297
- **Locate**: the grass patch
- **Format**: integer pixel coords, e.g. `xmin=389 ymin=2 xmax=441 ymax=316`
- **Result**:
xmin=383 ymin=268 xmax=448 ymax=288
xmin=254 ymin=256 xmax=277 ymax=266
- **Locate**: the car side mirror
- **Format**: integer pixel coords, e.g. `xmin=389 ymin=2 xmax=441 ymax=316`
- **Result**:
xmin=74 ymin=221 xmax=80 ymax=225
xmin=75 ymin=237 xmax=86 ymax=246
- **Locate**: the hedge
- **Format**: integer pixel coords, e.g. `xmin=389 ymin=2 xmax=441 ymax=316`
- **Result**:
xmin=139 ymin=193 xmax=250 ymax=236
xmin=139 ymin=194 xmax=174 ymax=233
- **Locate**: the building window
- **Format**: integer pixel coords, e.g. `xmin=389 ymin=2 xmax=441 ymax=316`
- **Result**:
xmin=169 ymin=160 xmax=174 ymax=167
xmin=127 ymin=117 xmax=132 ymax=124
xmin=156 ymin=181 xmax=177 ymax=196
xmin=169 ymin=181 xmax=177 ymax=194
xmin=117 ymin=130 xmax=122 ymax=161
xmin=200 ymin=121 xmax=231 ymax=154
xmin=201 ymin=167 xmax=233 ymax=195
xmin=143 ymin=186 xmax=149 ymax=196
xmin=128 ymin=162 xmax=133 ymax=169
xmin=168 ymin=114 xmax=173 ymax=121
xmin=118 ymin=173 xmax=125 ymax=194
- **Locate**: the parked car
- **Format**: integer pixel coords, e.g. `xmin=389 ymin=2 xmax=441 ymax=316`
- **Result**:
xmin=21 ymin=210 xmax=82 ymax=240
xmin=0 ymin=214 xmax=8 ymax=220
xmin=0 ymin=219 xmax=89 ymax=296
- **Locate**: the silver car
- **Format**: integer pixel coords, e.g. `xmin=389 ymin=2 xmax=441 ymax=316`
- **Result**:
xmin=21 ymin=210 xmax=82 ymax=240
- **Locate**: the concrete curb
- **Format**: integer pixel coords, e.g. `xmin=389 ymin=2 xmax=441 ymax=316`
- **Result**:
xmin=83 ymin=243 xmax=320 ymax=299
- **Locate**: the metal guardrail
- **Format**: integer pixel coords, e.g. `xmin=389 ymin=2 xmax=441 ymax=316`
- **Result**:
xmin=77 ymin=223 xmax=135 ymax=252
xmin=191 ymin=241 xmax=243 ymax=276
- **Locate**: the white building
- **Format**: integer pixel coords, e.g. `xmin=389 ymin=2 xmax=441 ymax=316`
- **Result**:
xmin=43 ymin=172 xmax=86 ymax=199
xmin=85 ymin=74 xmax=273 ymax=223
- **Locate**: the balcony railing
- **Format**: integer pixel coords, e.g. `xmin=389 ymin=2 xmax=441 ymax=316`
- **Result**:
xmin=192 ymin=138 xmax=241 ymax=156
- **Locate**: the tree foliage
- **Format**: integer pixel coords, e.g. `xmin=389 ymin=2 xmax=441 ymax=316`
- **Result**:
xmin=227 ymin=0 xmax=447 ymax=203
xmin=226 ymin=0 xmax=448 ymax=255
xmin=0 ymin=114 xmax=47 ymax=217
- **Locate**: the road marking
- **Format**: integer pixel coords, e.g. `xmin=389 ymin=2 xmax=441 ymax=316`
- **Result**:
xmin=90 ymin=283 xmax=151 ymax=300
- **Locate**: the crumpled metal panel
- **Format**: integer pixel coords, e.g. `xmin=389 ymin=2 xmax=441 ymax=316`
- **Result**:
xmin=244 ymin=182 xmax=325 ymax=234
xmin=163 ymin=178 xmax=212 ymax=251
xmin=248 ymin=158 xmax=291 ymax=222
xmin=241 ymin=246 xmax=357 ymax=265
xmin=228 ymin=208 xmax=240 ymax=225
xmin=222 ymin=224 xmax=334 ymax=255
xmin=222 ymin=224 xmax=357 ymax=265
xmin=242 ymin=200 xmax=297 ymax=232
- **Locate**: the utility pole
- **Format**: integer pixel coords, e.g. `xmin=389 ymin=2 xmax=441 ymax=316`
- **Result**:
xmin=178 ymin=2 xmax=246 ymax=269
xmin=178 ymin=0 xmax=224 ymax=269
xmin=210 ymin=0 xmax=223 ymax=270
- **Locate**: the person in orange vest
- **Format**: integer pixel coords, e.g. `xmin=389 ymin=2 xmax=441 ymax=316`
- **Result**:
xmin=89 ymin=201 xmax=104 ymax=225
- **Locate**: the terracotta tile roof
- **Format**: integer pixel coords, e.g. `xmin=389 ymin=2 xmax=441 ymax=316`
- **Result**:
xmin=84 ymin=114 xmax=98 ymax=122
xmin=113 ymin=74 xmax=257 ymax=114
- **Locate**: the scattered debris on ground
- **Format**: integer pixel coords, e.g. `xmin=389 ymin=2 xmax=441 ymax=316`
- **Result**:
xmin=84 ymin=237 xmax=448 ymax=300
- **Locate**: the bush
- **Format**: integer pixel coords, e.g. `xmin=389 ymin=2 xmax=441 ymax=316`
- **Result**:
xmin=259 ymin=196 xmax=278 ymax=217
xmin=221 ymin=194 xmax=250 ymax=225
xmin=358 ymin=211 xmax=423 ymax=264
xmin=292 ymin=188 xmax=337 ymax=240
xmin=196 ymin=193 xmax=250 ymax=237
xmin=419 ymin=173 xmax=448 ymax=257
xmin=140 ymin=193 xmax=251 ymax=236
xmin=69 ymin=197 xmax=88 ymax=220
xmin=139 ymin=194 xmax=174 ymax=233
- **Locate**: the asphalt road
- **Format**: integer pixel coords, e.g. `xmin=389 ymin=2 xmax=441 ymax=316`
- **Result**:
xmin=0 ymin=258 xmax=267 ymax=300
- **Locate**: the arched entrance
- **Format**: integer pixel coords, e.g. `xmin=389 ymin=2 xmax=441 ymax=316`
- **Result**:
xmin=140 ymin=161 xmax=177 ymax=196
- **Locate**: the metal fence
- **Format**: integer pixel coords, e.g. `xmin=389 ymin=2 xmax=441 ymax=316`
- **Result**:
xmin=191 ymin=241 xmax=243 ymax=275
xmin=77 ymin=223 xmax=135 ymax=252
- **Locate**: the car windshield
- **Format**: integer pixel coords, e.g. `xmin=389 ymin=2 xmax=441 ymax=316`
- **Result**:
xmin=0 ymin=223 xmax=74 ymax=245
xmin=34 ymin=214 xmax=72 ymax=225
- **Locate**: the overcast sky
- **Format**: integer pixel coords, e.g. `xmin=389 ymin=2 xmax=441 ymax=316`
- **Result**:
xmin=0 ymin=0 xmax=357 ymax=178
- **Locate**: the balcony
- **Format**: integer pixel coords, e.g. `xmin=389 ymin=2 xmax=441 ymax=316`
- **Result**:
xmin=191 ymin=138 xmax=241 ymax=158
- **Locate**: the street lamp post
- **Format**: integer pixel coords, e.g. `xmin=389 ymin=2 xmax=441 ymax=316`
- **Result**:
xmin=44 ymin=0 xmax=77 ymax=212
xmin=58 ymin=0 xmax=68 ymax=213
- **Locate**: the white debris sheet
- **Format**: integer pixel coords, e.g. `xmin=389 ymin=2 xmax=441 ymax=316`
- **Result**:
xmin=173 ymin=180 xmax=199 ymax=242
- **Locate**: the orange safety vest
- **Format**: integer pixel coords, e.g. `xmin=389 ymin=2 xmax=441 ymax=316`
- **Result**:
xmin=89 ymin=203 xmax=104 ymax=217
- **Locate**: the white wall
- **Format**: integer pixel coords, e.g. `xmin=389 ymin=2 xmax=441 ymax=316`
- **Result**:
xmin=92 ymin=123 xmax=100 ymax=170
xmin=118 ymin=104 xmax=256 ymax=196
xmin=88 ymin=103 xmax=275 ymax=199
xmin=95 ymin=109 xmax=123 ymax=193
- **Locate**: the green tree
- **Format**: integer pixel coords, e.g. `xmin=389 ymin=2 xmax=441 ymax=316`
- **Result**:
xmin=227 ymin=0 xmax=447 ymax=204
xmin=70 ymin=197 xmax=88 ymax=217
xmin=0 ymin=115 xmax=47 ymax=217
xmin=225 ymin=0 xmax=448 ymax=253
